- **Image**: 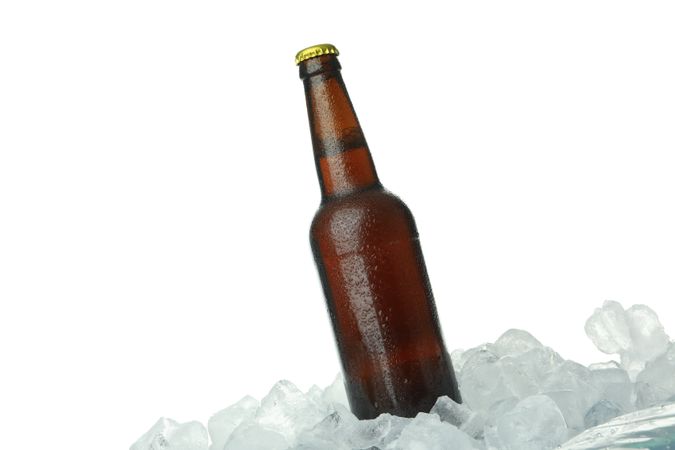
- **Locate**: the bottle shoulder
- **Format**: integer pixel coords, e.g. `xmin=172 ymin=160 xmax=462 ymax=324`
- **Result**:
xmin=310 ymin=186 xmax=417 ymax=243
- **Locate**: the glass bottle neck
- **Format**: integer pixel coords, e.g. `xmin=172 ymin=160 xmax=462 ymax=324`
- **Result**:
xmin=301 ymin=56 xmax=380 ymax=199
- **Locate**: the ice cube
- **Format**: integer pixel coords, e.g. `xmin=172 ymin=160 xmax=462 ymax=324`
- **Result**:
xmin=304 ymin=384 xmax=324 ymax=408
xmin=459 ymin=346 xmax=512 ymax=412
xmin=493 ymin=329 xmax=543 ymax=357
xmin=542 ymin=361 xmax=599 ymax=433
xmin=295 ymin=404 xmax=357 ymax=448
xmin=292 ymin=435 xmax=351 ymax=450
xmin=585 ymin=301 xmax=670 ymax=379
xmin=512 ymin=346 xmax=565 ymax=386
xmin=482 ymin=397 xmax=519 ymax=449
xmin=492 ymin=395 xmax=568 ymax=450
xmin=459 ymin=338 xmax=564 ymax=413
xmin=223 ymin=423 xmax=287 ymax=450
xmin=430 ymin=395 xmax=473 ymax=427
xmin=543 ymin=360 xmax=596 ymax=394
xmin=624 ymin=304 xmax=670 ymax=372
xmin=208 ymin=396 xmax=258 ymax=450
xmin=351 ymin=413 xmax=409 ymax=449
xmin=253 ymin=380 xmax=326 ymax=443
xmin=298 ymin=405 xmax=409 ymax=449
xmin=390 ymin=412 xmax=479 ymax=450
xmin=635 ymin=342 xmax=675 ymax=409
xmin=452 ymin=344 xmax=494 ymax=373
xmin=451 ymin=348 xmax=467 ymax=372
xmin=585 ymin=300 xmax=632 ymax=354
xmin=588 ymin=364 xmax=633 ymax=412
xmin=430 ymin=396 xmax=485 ymax=439
xmin=498 ymin=354 xmax=539 ymax=398
xmin=131 ymin=417 xmax=208 ymax=450
xmin=321 ymin=373 xmax=349 ymax=408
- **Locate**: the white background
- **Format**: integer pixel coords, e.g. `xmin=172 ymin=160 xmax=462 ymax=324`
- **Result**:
xmin=1 ymin=1 xmax=675 ymax=448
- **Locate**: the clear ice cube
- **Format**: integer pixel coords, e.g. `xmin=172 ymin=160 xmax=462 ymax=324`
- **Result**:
xmin=390 ymin=412 xmax=479 ymax=450
xmin=352 ymin=412 xmax=408 ymax=449
xmin=585 ymin=301 xmax=670 ymax=379
xmin=295 ymin=404 xmax=357 ymax=448
xmin=585 ymin=300 xmax=632 ymax=355
xmin=542 ymin=361 xmax=599 ymax=433
xmin=253 ymin=380 xmax=326 ymax=443
xmin=492 ymin=395 xmax=568 ymax=450
xmin=588 ymin=363 xmax=633 ymax=412
xmin=223 ymin=423 xmax=287 ymax=450
xmin=624 ymin=304 xmax=670 ymax=373
xmin=635 ymin=342 xmax=675 ymax=409
xmin=208 ymin=396 xmax=258 ymax=450
xmin=320 ymin=373 xmax=350 ymax=408
xmin=452 ymin=344 xmax=494 ymax=373
xmin=493 ymin=329 xmax=543 ymax=357
xmin=459 ymin=346 xmax=512 ymax=412
xmin=131 ymin=417 xmax=208 ymax=450
xmin=430 ymin=396 xmax=484 ymax=439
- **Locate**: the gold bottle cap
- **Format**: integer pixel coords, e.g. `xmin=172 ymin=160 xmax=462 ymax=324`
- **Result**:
xmin=295 ymin=44 xmax=339 ymax=65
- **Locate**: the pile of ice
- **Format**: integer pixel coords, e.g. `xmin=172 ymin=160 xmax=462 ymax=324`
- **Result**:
xmin=131 ymin=301 xmax=675 ymax=449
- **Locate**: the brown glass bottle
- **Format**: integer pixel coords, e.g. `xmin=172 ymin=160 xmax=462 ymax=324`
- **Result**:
xmin=297 ymin=44 xmax=461 ymax=420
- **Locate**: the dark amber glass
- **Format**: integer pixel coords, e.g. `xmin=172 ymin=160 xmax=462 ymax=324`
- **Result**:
xmin=299 ymin=53 xmax=461 ymax=419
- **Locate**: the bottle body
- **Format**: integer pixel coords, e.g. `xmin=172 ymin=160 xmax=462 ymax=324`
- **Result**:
xmin=310 ymin=187 xmax=461 ymax=419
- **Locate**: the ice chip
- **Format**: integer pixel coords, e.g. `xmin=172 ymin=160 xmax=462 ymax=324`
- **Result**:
xmin=131 ymin=417 xmax=208 ymax=450
xmin=208 ymin=396 xmax=258 ymax=450
xmin=584 ymin=399 xmax=624 ymax=428
xmin=391 ymin=412 xmax=479 ymax=450
xmin=585 ymin=300 xmax=631 ymax=354
xmin=493 ymin=329 xmax=543 ymax=357
xmin=493 ymin=395 xmax=568 ymax=450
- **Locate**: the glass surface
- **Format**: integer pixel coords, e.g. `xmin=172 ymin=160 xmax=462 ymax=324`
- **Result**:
xmin=561 ymin=402 xmax=675 ymax=450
